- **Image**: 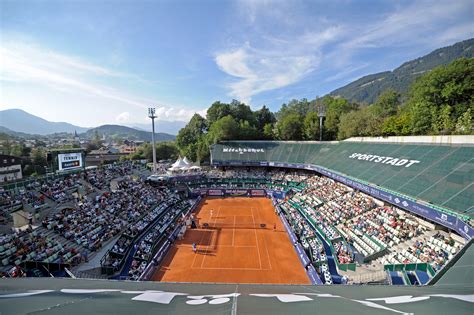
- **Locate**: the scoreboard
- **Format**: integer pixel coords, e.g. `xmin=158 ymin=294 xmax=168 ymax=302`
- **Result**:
xmin=58 ymin=152 xmax=83 ymax=171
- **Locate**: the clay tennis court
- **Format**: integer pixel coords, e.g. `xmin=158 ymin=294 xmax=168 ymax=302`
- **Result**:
xmin=152 ymin=197 xmax=310 ymax=284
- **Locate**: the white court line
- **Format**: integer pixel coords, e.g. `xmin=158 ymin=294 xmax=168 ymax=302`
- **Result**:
xmin=254 ymin=205 xmax=273 ymax=271
xmin=201 ymin=206 xmax=221 ymax=269
xmin=191 ymin=220 xmax=212 ymax=269
xmin=251 ymin=207 xmax=262 ymax=270
xmin=192 ymin=266 xmax=273 ymax=271
xmin=178 ymin=245 xmax=256 ymax=248
xmin=232 ymin=215 xmax=236 ymax=246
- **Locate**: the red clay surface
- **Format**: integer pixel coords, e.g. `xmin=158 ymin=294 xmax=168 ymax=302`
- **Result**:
xmin=152 ymin=197 xmax=310 ymax=284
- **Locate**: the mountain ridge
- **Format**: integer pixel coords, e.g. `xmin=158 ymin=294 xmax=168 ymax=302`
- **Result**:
xmin=0 ymin=109 xmax=178 ymax=137
xmin=82 ymin=124 xmax=175 ymax=142
xmin=329 ymin=38 xmax=474 ymax=103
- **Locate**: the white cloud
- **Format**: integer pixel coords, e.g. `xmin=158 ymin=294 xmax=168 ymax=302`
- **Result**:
xmin=116 ymin=112 xmax=130 ymax=123
xmin=148 ymin=107 xmax=208 ymax=122
xmin=216 ymin=0 xmax=473 ymax=102
xmin=342 ymin=0 xmax=474 ymax=51
xmin=0 ymin=40 xmax=207 ymax=124
xmin=215 ymin=27 xmax=341 ymax=104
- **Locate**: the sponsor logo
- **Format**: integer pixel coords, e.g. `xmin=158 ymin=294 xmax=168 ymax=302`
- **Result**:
xmin=348 ymin=153 xmax=420 ymax=168
xmin=222 ymin=147 xmax=265 ymax=154
xmin=441 ymin=214 xmax=448 ymax=221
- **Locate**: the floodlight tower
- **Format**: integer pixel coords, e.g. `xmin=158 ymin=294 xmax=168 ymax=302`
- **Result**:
xmin=317 ymin=103 xmax=327 ymax=141
xmin=148 ymin=108 xmax=157 ymax=174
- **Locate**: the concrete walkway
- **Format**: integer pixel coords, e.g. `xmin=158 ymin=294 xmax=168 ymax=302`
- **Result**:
xmin=75 ymin=234 xmax=120 ymax=272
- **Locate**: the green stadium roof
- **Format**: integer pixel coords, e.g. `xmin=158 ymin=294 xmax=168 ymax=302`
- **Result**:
xmin=210 ymin=141 xmax=474 ymax=219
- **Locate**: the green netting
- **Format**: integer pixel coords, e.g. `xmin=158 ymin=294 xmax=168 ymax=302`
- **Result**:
xmin=211 ymin=141 xmax=474 ymax=218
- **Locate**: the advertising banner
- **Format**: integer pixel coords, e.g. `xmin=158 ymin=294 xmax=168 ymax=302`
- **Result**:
xmin=250 ymin=189 xmax=266 ymax=196
xmin=224 ymin=189 xmax=249 ymax=197
xmin=272 ymin=190 xmax=286 ymax=200
xmin=58 ymin=152 xmax=83 ymax=171
xmin=208 ymin=189 xmax=224 ymax=196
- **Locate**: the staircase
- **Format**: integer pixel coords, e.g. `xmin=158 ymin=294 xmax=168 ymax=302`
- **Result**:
xmin=74 ymin=267 xmax=109 ymax=279
xmin=36 ymin=226 xmax=91 ymax=257
xmin=350 ymin=270 xmax=388 ymax=284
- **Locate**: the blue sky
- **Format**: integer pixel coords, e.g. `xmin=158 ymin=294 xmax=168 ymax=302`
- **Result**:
xmin=1 ymin=0 xmax=473 ymax=132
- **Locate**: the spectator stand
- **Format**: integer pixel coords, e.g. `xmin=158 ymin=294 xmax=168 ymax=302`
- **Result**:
xmin=279 ymin=198 xmax=342 ymax=283
xmin=138 ymin=196 xmax=202 ymax=281
xmin=101 ymin=197 xmax=196 ymax=277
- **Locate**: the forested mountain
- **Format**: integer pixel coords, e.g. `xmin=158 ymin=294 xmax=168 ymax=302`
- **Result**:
xmin=83 ymin=125 xmax=175 ymax=142
xmin=330 ymin=38 xmax=474 ymax=104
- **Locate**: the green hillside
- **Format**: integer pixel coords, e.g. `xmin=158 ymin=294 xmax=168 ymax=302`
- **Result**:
xmin=330 ymin=38 xmax=474 ymax=103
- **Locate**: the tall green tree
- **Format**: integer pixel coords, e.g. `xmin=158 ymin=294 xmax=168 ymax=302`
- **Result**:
xmin=254 ymin=106 xmax=276 ymax=133
xmin=303 ymin=112 xmax=321 ymax=140
xmin=408 ymin=57 xmax=474 ymax=134
xmin=323 ymin=96 xmax=356 ymax=140
xmin=206 ymin=101 xmax=232 ymax=125
xmin=276 ymin=113 xmax=303 ymax=140
xmin=207 ymin=115 xmax=240 ymax=144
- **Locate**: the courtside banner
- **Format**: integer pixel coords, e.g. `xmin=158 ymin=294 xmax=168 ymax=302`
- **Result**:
xmin=224 ymin=189 xmax=248 ymax=196
xmin=250 ymin=189 xmax=266 ymax=196
xmin=208 ymin=189 xmax=224 ymax=196
xmin=272 ymin=190 xmax=286 ymax=199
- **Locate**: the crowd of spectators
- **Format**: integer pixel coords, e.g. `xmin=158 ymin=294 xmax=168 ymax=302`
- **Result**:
xmin=85 ymin=163 xmax=135 ymax=190
xmin=42 ymin=179 xmax=164 ymax=253
xmin=40 ymin=174 xmax=82 ymax=202
xmin=0 ymin=228 xmax=83 ymax=267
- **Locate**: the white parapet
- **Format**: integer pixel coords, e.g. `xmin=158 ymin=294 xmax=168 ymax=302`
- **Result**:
xmin=344 ymin=135 xmax=474 ymax=145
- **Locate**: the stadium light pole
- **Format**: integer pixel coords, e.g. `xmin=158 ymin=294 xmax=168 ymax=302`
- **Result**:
xmin=317 ymin=103 xmax=327 ymax=141
xmin=148 ymin=108 xmax=157 ymax=174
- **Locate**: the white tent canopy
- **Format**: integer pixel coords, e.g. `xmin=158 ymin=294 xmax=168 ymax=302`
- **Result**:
xmin=169 ymin=156 xmax=195 ymax=172
xmin=183 ymin=157 xmax=192 ymax=165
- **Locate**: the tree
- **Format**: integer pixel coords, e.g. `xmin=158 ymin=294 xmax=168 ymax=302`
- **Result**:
xmin=263 ymin=123 xmax=275 ymax=139
xmin=303 ymin=112 xmax=320 ymax=140
xmin=409 ymin=101 xmax=434 ymax=135
xmin=254 ymin=106 xmax=276 ymax=132
xmin=176 ymin=114 xmax=208 ymax=161
xmin=30 ymin=148 xmax=47 ymax=175
xmin=238 ymin=120 xmax=259 ymax=140
xmin=229 ymin=100 xmax=256 ymax=125
xmin=372 ymin=89 xmax=400 ymax=117
xmin=207 ymin=115 xmax=240 ymax=144
xmin=276 ymin=113 xmax=303 ymax=140
xmin=381 ymin=112 xmax=411 ymax=136
xmin=154 ymin=142 xmax=179 ymax=161
xmin=455 ymin=108 xmax=473 ymax=134
xmin=432 ymin=105 xmax=454 ymax=134
xmin=323 ymin=96 xmax=356 ymax=140
xmin=276 ymin=98 xmax=311 ymax=120
xmin=337 ymin=110 xmax=370 ymax=140
xmin=206 ymin=101 xmax=232 ymax=125
xmin=407 ymin=57 xmax=474 ymax=134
